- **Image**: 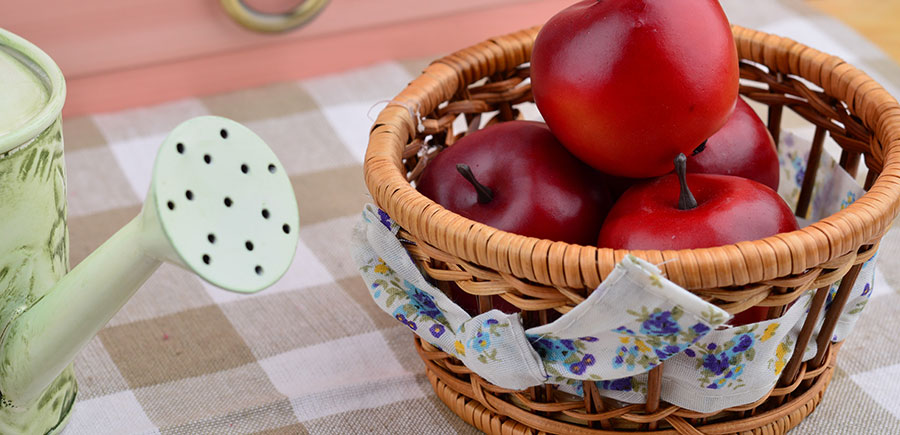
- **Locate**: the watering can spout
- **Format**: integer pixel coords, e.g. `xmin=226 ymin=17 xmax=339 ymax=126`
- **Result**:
xmin=0 ymin=215 xmax=161 ymax=404
xmin=0 ymin=117 xmax=299 ymax=405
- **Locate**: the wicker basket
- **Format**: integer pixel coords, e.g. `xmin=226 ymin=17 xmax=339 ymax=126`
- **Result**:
xmin=364 ymin=25 xmax=900 ymax=434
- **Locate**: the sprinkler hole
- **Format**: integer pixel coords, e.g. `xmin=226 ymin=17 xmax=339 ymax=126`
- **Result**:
xmin=224 ymin=197 xmax=233 ymax=207
xmin=202 ymin=254 xmax=211 ymax=265
xmin=204 ymin=154 xmax=212 ymax=164
xmin=220 ymin=128 xmax=228 ymax=139
xmin=282 ymin=224 xmax=291 ymax=234
xmin=167 ymin=201 xmax=175 ymax=210
xmin=208 ymin=233 xmax=216 ymax=243
xmin=245 ymin=241 xmax=254 ymax=251
xmin=268 ymin=164 xmax=276 ymax=174
xmin=176 ymin=143 xmax=184 ymax=154
xmin=262 ymin=209 xmax=270 ymax=219
xmin=255 ymin=265 xmax=263 ymax=275
xmin=241 ymin=164 xmax=249 ymax=174
xmin=185 ymin=190 xmax=194 ymax=200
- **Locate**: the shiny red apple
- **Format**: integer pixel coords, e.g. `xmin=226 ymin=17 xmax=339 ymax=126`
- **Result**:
xmin=417 ymin=121 xmax=612 ymax=314
xmin=418 ymin=121 xmax=612 ymax=245
xmin=602 ymin=98 xmax=779 ymax=200
xmin=688 ymin=97 xmax=780 ymax=190
xmin=598 ymin=154 xmax=798 ymax=325
xmin=531 ymin=0 xmax=739 ymax=178
xmin=598 ymin=154 xmax=798 ymax=250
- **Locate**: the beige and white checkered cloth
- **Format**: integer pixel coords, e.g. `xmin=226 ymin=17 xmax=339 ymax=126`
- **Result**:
xmin=57 ymin=1 xmax=900 ymax=434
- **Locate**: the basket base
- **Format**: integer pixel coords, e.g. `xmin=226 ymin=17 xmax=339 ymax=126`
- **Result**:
xmin=422 ymin=337 xmax=835 ymax=435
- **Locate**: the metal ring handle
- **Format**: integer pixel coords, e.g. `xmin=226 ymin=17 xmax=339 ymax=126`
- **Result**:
xmin=220 ymin=0 xmax=329 ymax=33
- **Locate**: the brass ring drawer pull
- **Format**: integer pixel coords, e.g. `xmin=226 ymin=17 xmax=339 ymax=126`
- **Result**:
xmin=220 ymin=0 xmax=329 ymax=33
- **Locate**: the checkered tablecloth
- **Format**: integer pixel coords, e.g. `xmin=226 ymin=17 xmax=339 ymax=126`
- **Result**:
xmin=57 ymin=1 xmax=900 ymax=434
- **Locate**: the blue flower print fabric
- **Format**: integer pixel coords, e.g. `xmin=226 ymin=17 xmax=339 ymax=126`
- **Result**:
xmin=353 ymin=204 xmax=727 ymax=392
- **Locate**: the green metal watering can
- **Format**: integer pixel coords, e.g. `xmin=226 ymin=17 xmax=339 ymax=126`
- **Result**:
xmin=0 ymin=28 xmax=300 ymax=433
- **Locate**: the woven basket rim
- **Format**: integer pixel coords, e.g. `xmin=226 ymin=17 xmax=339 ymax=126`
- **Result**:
xmin=364 ymin=24 xmax=900 ymax=289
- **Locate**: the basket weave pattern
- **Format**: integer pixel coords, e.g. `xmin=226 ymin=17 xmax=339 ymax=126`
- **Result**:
xmin=364 ymin=25 xmax=900 ymax=434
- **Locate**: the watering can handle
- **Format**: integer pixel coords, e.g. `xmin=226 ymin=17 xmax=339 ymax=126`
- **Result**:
xmin=220 ymin=0 xmax=329 ymax=33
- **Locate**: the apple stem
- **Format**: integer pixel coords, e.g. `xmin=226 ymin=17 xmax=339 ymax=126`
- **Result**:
xmin=456 ymin=163 xmax=495 ymax=204
xmin=674 ymin=153 xmax=698 ymax=210
xmin=692 ymin=140 xmax=708 ymax=156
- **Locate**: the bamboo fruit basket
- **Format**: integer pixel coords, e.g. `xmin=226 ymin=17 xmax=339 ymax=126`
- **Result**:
xmin=363 ymin=25 xmax=900 ymax=434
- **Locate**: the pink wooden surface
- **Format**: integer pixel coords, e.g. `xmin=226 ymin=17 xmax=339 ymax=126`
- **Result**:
xmin=1 ymin=0 xmax=572 ymax=116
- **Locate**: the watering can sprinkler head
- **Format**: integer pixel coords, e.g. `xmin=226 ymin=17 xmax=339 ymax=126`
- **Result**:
xmin=0 ymin=116 xmax=299 ymax=405
xmin=141 ymin=116 xmax=299 ymax=291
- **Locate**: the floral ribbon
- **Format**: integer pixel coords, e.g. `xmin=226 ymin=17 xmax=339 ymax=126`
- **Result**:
xmin=352 ymin=204 xmax=729 ymax=392
xmin=524 ymin=255 xmax=730 ymax=388
xmin=352 ymin=203 xmax=877 ymax=412
xmin=577 ymin=252 xmax=877 ymax=413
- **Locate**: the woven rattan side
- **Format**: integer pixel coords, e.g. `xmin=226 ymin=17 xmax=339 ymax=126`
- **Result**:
xmin=364 ymin=25 xmax=900 ymax=434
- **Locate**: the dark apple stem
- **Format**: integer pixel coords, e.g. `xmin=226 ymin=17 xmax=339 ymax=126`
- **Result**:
xmin=692 ymin=140 xmax=707 ymax=156
xmin=456 ymin=163 xmax=494 ymax=204
xmin=674 ymin=153 xmax=698 ymax=210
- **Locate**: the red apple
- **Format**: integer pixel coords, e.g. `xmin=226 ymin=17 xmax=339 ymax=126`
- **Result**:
xmin=598 ymin=154 xmax=798 ymax=325
xmin=417 ymin=121 xmax=612 ymax=314
xmin=531 ymin=0 xmax=739 ymax=178
xmin=598 ymin=155 xmax=798 ymax=250
xmin=688 ymin=97 xmax=780 ymax=190
xmin=603 ymin=97 xmax=779 ymax=200
xmin=418 ymin=121 xmax=612 ymax=245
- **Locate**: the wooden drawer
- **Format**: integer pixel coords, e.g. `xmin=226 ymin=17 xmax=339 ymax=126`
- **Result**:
xmin=1 ymin=0 xmax=572 ymax=116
